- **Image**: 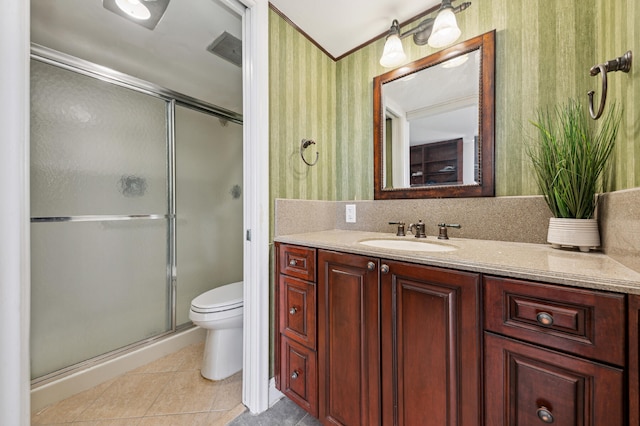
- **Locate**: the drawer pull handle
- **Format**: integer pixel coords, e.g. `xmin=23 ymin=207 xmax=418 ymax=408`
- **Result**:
xmin=291 ymin=370 xmax=299 ymax=380
xmin=367 ymin=261 xmax=376 ymax=271
xmin=536 ymin=406 xmax=554 ymax=423
xmin=289 ymin=259 xmax=297 ymax=267
xmin=536 ymin=312 xmax=554 ymax=326
xmin=289 ymin=307 xmax=297 ymax=315
xmin=381 ymin=264 xmax=390 ymax=274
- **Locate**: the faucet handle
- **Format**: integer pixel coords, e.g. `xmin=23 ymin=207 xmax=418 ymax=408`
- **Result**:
xmin=408 ymin=220 xmax=427 ymax=238
xmin=437 ymin=223 xmax=461 ymax=240
xmin=388 ymin=221 xmax=406 ymax=237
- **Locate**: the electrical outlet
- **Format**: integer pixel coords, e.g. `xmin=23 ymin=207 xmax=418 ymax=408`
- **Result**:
xmin=345 ymin=204 xmax=356 ymax=223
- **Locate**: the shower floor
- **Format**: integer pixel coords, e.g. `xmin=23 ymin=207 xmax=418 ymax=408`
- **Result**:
xmin=31 ymin=342 xmax=245 ymax=425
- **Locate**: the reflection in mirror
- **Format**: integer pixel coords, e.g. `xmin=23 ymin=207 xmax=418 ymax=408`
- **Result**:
xmin=374 ymin=30 xmax=495 ymax=199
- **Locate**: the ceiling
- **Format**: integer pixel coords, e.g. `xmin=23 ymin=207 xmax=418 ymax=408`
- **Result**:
xmin=31 ymin=0 xmax=244 ymax=113
xmin=30 ymin=0 xmax=441 ymax=113
xmin=270 ymin=0 xmax=441 ymax=58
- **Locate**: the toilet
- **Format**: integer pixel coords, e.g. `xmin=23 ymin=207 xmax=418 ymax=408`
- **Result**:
xmin=189 ymin=281 xmax=243 ymax=380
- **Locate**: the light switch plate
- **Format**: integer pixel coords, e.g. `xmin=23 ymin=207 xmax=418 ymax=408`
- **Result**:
xmin=346 ymin=204 xmax=356 ymax=223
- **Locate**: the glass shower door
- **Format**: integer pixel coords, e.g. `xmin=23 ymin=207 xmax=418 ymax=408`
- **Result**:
xmin=30 ymin=60 xmax=171 ymax=379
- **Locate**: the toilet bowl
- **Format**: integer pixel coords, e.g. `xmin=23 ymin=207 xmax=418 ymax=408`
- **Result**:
xmin=189 ymin=281 xmax=243 ymax=380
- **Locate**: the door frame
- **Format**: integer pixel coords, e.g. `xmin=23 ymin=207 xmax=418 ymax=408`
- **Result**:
xmin=237 ymin=0 xmax=271 ymax=415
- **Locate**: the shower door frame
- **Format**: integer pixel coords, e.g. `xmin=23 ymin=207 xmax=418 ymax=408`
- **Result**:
xmin=30 ymin=45 xmax=244 ymax=383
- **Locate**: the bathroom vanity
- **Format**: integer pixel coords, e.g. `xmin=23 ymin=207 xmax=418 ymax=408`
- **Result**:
xmin=274 ymin=230 xmax=640 ymax=425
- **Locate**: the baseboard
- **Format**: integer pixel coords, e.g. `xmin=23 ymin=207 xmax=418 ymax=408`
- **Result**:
xmin=31 ymin=327 xmax=206 ymax=413
xmin=268 ymin=377 xmax=284 ymax=407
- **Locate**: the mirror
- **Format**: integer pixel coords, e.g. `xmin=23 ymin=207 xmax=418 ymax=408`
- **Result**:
xmin=373 ymin=30 xmax=495 ymax=199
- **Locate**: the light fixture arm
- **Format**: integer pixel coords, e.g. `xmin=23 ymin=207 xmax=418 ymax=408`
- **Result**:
xmin=396 ymin=1 xmax=471 ymax=46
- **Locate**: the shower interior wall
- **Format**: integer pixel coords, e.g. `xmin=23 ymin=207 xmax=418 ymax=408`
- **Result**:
xmin=29 ymin=54 xmax=243 ymax=381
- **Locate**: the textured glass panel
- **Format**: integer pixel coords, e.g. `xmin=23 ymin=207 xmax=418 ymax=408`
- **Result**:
xmin=30 ymin=220 xmax=169 ymax=379
xmin=175 ymin=106 xmax=243 ymax=325
xmin=30 ymin=60 xmax=167 ymax=217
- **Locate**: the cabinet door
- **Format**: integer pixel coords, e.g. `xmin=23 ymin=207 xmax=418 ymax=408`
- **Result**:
xmin=381 ymin=261 xmax=481 ymax=426
xmin=485 ymin=332 xmax=624 ymax=426
xmin=318 ymin=250 xmax=380 ymax=426
xmin=630 ymin=294 xmax=640 ymax=425
xmin=280 ymin=337 xmax=318 ymax=417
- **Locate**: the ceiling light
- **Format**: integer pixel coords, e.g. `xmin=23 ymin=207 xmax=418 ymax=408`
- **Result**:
xmin=428 ymin=1 xmax=461 ymax=48
xmin=103 ymin=0 xmax=170 ymax=30
xmin=380 ymin=1 xmax=471 ymax=68
xmin=379 ymin=20 xmax=407 ymax=68
xmin=115 ymin=0 xmax=150 ymax=20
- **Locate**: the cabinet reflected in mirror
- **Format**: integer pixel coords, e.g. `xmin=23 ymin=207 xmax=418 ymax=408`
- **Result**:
xmin=374 ymin=30 xmax=495 ymax=199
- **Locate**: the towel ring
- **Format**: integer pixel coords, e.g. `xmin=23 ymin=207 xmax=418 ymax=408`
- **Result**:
xmin=588 ymin=51 xmax=632 ymax=120
xmin=300 ymin=139 xmax=319 ymax=166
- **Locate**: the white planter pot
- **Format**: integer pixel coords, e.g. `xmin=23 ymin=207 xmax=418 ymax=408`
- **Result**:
xmin=547 ymin=217 xmax=600 ymax=252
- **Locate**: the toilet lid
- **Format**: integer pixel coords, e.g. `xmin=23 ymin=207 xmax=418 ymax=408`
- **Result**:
xmin=191 ymin=281 xmax=243 ymax=313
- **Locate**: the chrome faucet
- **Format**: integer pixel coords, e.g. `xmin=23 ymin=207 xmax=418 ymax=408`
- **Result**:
xmin=388 ymin=221 xmax=406 ymax=236
xmin=408 ymin=220 xmax=426 ymax=238
xmin=437 ymin=223 xmax=461 ymax=239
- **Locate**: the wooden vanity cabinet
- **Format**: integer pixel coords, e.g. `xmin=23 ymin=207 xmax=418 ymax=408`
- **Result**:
xmin=277 ymin=242 xmax=632 ymax=425
xmin=484 ymin=276 xmax=626 ymax=425
xmin=380 ymin=260 xmax=481 ymax=426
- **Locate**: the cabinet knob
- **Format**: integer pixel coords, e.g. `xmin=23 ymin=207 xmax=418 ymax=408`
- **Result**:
xmin=367 ymin=261 xmax=376 ymax=271
xmin=289 ymin=306 xmax=297 ymax=315
xmin=289 ymin=259 xmax=297 ymax=267
xmin=536 ymin=312 xmax=554 ymax=326
xmin=536 ymin=406 xmax=554 ymax=423
xmin=291 ymin=370 xmax=299 ymax=380
xmin=380 ymin=264 xmax=390 ymax=274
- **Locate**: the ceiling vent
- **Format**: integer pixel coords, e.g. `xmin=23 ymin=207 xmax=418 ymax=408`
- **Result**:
xmin=206 ymin=31 xmax=242 ymax=67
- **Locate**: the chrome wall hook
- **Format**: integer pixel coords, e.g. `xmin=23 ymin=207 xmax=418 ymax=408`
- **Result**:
xmin=300 ymin=138 xmax=319 ymax=166
xmin=588 ymin=50 xmax=632 ymax=119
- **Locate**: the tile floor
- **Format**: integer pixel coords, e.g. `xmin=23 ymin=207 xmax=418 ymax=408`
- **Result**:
xmin=31 ymin=342 xmax=245 ymax=425
xmin=228 ymin=397 xmax=321 ymax=426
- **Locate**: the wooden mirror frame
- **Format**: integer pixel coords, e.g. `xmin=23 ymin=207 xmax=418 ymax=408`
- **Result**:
xmin=373 ymin=30 xmax=496 ymax=199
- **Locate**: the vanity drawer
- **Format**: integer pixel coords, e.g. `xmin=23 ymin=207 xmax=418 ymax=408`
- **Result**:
xmin=484 ymin=275 xmax=626 ymax=366
xmin=280 ymin=337 xmax=318 ymax=417
xmin=279 ymin=275 xmax=316 ymax=348
xmin=278 ymin=244 xmax=316 ymax=282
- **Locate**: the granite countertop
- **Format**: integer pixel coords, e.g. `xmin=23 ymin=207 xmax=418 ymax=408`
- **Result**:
xmin=274 ymin=230 xmax=640 ymax=295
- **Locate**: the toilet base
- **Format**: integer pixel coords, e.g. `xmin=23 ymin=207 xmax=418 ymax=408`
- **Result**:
xmin=201 ymin=327 xmax=243 ymax=381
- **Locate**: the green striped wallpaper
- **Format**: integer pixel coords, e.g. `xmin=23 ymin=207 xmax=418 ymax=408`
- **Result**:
xmin=269 ymin=9 xmax=337 ymax=204
xmin=596 ymin=0 xmax=640 ymax=189
xmin=270 ymin=0 xmax=640 ymax=201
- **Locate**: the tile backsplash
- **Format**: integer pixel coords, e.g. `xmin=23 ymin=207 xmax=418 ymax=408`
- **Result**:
xmin=599 ymin=187 xmax=640 ymax=272
xmin=275 ymin=196 xmax=551 ymax=244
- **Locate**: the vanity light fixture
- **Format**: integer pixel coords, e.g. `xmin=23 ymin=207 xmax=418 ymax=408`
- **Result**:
xmin=380 ymin=0 xmax=471 ymax=68
xmin=102 ymin=0 xmax=170 ymax=30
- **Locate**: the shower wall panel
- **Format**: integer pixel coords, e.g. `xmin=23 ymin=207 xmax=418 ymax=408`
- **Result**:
xmin=175 ymin=105 xmax=243 ymax=325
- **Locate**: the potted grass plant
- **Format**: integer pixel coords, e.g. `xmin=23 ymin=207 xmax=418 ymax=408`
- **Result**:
xmin=526 ymin=99 xmax=622 ymax=252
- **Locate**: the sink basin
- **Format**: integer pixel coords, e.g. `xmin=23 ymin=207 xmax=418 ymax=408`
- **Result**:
xmin=359 ymin=239 xmax=457 ymax=252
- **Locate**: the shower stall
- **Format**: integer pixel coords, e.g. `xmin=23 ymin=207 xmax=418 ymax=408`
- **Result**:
xmin=29 ymin=47 xmax=243 ymax=382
